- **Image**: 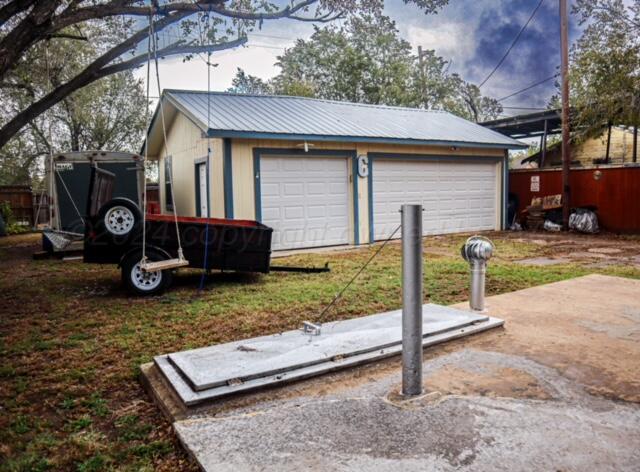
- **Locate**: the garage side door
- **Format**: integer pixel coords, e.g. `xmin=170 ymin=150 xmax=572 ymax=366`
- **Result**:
xmin=260 ymin=156 xmax=350 ymax=250
xmin=373 ymin=159 xmax=498 ymax=240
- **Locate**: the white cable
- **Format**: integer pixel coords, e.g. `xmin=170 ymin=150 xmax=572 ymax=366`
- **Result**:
xmin=150 ymin=13 xmax=185 ymax=261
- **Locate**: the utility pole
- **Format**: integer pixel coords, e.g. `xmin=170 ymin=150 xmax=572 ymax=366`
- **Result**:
xmin=560 ymin=0 xmax=571 ymax=229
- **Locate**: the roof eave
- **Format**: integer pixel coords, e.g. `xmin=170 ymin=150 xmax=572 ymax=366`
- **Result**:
xmin=205 ymin=129 xmax=528 ymax=150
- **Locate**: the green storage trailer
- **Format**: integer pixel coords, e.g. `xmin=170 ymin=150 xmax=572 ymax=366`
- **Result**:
xmin=46 ymin=151 xmax=144 ymax=233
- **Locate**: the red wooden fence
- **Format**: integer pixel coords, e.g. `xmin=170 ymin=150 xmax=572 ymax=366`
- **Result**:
xmin=0 ymin=185 xmax=35 ymax=226
xmin=509 ymin=166 xmax=640 ymax=233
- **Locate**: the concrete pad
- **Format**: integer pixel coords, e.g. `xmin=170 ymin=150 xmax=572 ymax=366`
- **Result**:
xmin=164 ymin=305 xmax=488 ymax=391
xmin=176 ymin=351 xmax=640 ymax=472
xmin=150 ymin=304 xmax=502 ymax=406
xmin=168 ymin=275 xmax=640 ymax=471
xmin=514 ymin=257 xmax=570 ymax=266
xmin=588 ymin=247 xmax=623 ymax=254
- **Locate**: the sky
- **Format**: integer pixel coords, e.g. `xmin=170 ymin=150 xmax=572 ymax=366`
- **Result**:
xmin=134 ymin=0 xmax=584 ymax=119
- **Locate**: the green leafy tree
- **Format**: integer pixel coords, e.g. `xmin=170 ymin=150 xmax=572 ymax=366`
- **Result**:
xmin=247 ymin=14 xmax=502 ymax=121
xmin=0 ymin=24 xmax=148 ymax=186
xmin=569 ymin=0 xmax=640 ymax=136
xmin=227 ymin=68 xmax=272 ymax=95
xmin=0 ymin=0 xmax=449 ymax=150
xmin=272 ymin=15 xmax=415 ymax=106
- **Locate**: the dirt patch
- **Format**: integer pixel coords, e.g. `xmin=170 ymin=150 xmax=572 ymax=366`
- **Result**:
xmin=423 ymin=365 xmax=553 ymax=400
xmin=453 ymin=275 xmax=640 ymax=403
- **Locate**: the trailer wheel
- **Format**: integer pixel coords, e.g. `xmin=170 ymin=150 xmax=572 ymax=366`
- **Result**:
xmin=97 ymin=198 xmax=141 ymax=239
xmin=121 ymin=251 xmax=172 ymax=296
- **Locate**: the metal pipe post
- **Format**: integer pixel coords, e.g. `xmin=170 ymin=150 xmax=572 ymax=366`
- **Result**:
xmin=469 ymin=260 xmax=487 ymax=311
xmin=401 ymin=204 xmax=423 ymax=396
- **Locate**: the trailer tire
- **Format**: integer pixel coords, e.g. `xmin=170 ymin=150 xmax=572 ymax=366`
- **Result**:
xmin=121 ymin=250 xmax=173 ymax=296
xmin=97 ymin=198 xmax=141 ymax=241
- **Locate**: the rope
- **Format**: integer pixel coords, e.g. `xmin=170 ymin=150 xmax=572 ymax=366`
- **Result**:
xmin=141 ymin=13 xmax=153 ymax=263
xmin=198 ymin=9 xmax=213 ymax=291
xmin=315 ymin=224 xmax=402 ymax=325
xmin=43 ymin=41 xmax=55 ymax=229
xmin=149 ymin=12 xmax=185 ymax=262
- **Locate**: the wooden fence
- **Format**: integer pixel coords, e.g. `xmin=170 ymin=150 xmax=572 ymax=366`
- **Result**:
xmin=0 ymin=185 xmax=50 ymax=227
xmin=509 ymin=165 xmax=640 ymax=233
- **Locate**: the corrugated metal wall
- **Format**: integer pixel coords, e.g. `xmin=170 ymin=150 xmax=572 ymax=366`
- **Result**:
xmin=510 ymin=166 xmax=640 ymax=233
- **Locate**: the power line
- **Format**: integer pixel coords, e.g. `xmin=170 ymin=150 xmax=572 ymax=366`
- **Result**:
xmin=502 ymin=106 xmax=548 ymax=110
xmin=479 ymin=0 xmax=545 ymax=88
xmin=498 ymin=74 xmax=558 ymax=101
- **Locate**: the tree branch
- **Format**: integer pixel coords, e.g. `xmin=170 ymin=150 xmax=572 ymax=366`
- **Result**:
xmin=99 ymin=37 xmax=248 ymax=77
xmin=0 ymin=0 xmax=38 ymax=27
xmin=46 ymin=33 xmax=89 ymax=41
xmin=0 ymin=33 xmax=246 ymax=149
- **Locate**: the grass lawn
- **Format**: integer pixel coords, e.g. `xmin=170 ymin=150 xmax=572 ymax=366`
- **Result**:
xmin=1 ymin=231 xmax=639 ymax=471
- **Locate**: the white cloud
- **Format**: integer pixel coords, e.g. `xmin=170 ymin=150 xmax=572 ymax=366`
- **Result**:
xmin=406 ymin=22 xmax=477 ymax=63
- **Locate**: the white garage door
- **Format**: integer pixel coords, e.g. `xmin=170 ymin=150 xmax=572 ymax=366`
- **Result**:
xmin=373 ymin=159 xmax=498 ymax=240
xmin=260 ymin=156 xmax=350 ymax=250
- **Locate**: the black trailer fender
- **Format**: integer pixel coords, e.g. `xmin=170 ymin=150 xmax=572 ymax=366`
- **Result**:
xmin=117 ymin=245 xmax=171 ymax=268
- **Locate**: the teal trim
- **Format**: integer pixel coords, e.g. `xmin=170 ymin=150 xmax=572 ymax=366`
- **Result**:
xmin=352 ymin=156 xmax=360 ymax=245
xmin=223 ymin=138 xmax=234 ymax=218
xmin=503 ymin=151 xmax=509 ymax=230
xmin=194 ymin=164 xmax=201 ymax=217
xmin=252 ymin=148 xmax=358 ymax=244
xmin=194 ymin=157 xmax=211 ymax=218
xmin=206 ymin=129 xmax=527 ymax=150
xmin=367 ymin=155 xmax=374 ymax=244
xmin=367 ymin=152 xmax=503 ymax=163
xmin=252 ymin=149 xmax=261 ymax=221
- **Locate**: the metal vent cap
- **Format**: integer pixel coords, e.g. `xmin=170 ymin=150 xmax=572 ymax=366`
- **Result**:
xmin=461 ymin=235 xmax=495 ymax=262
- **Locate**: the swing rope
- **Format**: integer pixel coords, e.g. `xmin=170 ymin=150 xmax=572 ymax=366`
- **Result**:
xmin=141 ymin=11 xmax=188 ymax=271
xmin=141 ymin=13 xmax=152 ymax=266
xmin=34 ymin=42 xmax=54 ymax=230
xmin=198 ymin=8 xmax=214 ymax=291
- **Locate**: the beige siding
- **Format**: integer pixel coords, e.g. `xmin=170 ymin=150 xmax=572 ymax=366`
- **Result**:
xmin=156 ymin=113 xmax=224 ymax=218
xmin=154 ymin=123 xmax=505 ymax=245
xmin=542 ymin=128 xmax=639 ymax=167
xmin=574 ymin=128 xmax=637 ymax=165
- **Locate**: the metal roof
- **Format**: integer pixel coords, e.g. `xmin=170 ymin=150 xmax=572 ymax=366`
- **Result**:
xmin=481 ymin=109 xmax=564 ymax=139
xmin=154 ymin=89 xmax=526 ymax=149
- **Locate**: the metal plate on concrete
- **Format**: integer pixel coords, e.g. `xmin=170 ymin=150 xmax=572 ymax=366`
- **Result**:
xmin=154 ymin=304 xmax=503 ymax=406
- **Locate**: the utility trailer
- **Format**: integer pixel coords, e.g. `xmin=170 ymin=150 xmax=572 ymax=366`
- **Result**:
xmin=84 ymin=166 xmax=273 ymax=295
xmin=40 ymin=151 xmax=144 ymax=257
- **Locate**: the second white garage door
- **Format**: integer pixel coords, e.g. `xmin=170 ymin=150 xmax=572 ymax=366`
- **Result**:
xmin=372 ymin=159 xmax=499 ymax=240
xmin=260 ymin=156 xmax=351 ymax=250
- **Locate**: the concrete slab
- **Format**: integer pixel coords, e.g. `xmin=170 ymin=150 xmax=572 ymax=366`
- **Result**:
xmin=176 ymin=351 xmax=640 ymax=472
xmin=167 ymin=275 xmax=640 ymax=471
xmin=514 ymin=257 xmax=570 ymax=266
xmin=149 ymin=304 xmax=502 ymax=406
xmin=153 ymin=316 xmax=502 ymax=406
xmin=163 ymin=305 xmax=488 ymax=391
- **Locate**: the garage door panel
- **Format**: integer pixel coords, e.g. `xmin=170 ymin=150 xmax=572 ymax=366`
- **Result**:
xmin=373 ymin=159 xmax=498 ymax=240
xmin=261 ymin=156 xmax=350 ymax=250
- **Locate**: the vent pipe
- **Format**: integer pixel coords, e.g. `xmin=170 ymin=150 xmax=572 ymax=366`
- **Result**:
xmin=461 ymin=236 xmax=494 ymax=312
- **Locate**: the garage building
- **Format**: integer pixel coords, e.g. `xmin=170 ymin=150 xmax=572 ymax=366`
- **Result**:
xmin=144 ymin=90 xmax=525 ymax=250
